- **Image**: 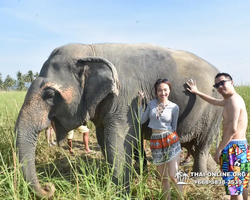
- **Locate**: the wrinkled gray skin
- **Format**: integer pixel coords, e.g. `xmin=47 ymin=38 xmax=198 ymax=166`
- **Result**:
xmin=16 ymin=43 xmax=222 ymax=199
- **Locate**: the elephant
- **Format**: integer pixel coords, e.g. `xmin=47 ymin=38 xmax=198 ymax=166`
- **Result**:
xmin=15 ymin=43 xmax=222 ymax=199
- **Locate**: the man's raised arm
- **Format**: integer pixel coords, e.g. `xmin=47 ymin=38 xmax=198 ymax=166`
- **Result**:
xmin=186 ymin=79 xmax=225 ymax=107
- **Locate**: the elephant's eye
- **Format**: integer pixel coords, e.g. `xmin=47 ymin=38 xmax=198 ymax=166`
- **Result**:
xmin=42 ymin=87 xmax=63 ymax=108
xmin=42 ymin=88 xmax=56 ymax=100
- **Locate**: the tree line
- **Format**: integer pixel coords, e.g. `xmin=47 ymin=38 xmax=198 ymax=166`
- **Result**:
xmin=0 ymin=70 xmax=39 ymax=91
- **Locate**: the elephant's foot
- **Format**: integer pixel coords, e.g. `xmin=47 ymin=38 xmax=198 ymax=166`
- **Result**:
xmin=192 ymin=151 xmax=208 ymax=173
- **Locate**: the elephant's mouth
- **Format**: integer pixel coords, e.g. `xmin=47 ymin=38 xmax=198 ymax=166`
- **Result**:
xmin=50 ymin=118 xmax=69 ymax=145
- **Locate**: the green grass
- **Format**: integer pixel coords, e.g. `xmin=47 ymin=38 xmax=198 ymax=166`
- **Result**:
xmin=0 ymin=86 xmax=249 ymax=199
xmin=235 ymin=86 xmax=250 ymax=142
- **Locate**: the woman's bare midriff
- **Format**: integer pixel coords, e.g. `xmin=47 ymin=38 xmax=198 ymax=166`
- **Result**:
xmin=152 ymin=129 xmax=166 ymax=133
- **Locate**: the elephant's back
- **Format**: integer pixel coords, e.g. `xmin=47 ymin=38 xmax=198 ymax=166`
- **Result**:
xmin=91 ymin=43 xmax=219 ymax=94
xmin=92 ymin=43 xmax=218 ymax=75
xmin=50 ymin=43 xmax=219 ymax=99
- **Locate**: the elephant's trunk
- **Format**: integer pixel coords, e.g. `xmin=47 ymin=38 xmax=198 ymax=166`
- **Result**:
xmin=15 ymin=79 xmax=55 ymax=199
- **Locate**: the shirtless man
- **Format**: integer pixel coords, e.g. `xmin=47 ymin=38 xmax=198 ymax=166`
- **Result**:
xmin=186 ymin=73 xmax=249 ymax=200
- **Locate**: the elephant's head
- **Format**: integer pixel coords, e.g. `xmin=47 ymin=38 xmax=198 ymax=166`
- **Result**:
xmin=15 ymin=54 xmax=119 ymax=199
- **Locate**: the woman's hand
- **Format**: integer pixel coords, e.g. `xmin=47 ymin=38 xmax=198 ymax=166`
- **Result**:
xmin=138 ymin=91 xmax=145 ymax=106
xmin=186 ymin=79 xmax=199 ymax=94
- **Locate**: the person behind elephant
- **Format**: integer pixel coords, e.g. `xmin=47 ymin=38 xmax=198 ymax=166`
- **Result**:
xmin=186 ymin=73 xmax=250 ymax=200
xmin=45 ymin=125 xmax=56 ymax=146
xmin=67 ymin=125 xmax=92 ymax=155
xmin=138 ymin=79 xmax=183 ymax=200
xmin=180 ymin=147 xmax=191 ymax=166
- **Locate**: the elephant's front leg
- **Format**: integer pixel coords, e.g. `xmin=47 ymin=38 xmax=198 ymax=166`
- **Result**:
xmin=95 ymin=124 xmax=105 ymax=154
xmin=103 ymin=122 xmax=133 ymax=193
xmin=192 ymin=140 xmax=219 ymax=173
xmin=192 ymin=147 xmax=209 ymax=173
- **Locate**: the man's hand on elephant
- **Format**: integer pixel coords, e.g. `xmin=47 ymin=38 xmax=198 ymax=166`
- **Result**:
xmin=138 ymin=91 xmax=145 ymax=106
xmin=186 ymin=79 xmax=199 ymax=94
xmin=214 ymin=148 xmax=222 ymax=164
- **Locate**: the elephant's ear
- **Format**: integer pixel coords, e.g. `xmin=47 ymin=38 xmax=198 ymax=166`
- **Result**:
xmin=76 ymin=57 xmax=120 ymax=118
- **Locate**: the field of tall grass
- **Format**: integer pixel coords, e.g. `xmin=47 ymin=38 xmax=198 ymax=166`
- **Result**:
xmin=0 ymin=87 xmax=249 ymax=199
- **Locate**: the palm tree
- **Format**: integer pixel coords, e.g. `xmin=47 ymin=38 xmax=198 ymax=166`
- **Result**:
xmin=25 ymin=70 xmax=34 ymax=83
xmin=17 ymin=80 xmax=25 ymax=91
xmin=23 ymin=70 xmax=36 ymax=88
xmin=34 ymin=72 xmax=39 ymax=78
xmin=0 ymin=73 xmax=2 ymax=84
xmin=23 ymin=74 xmax=29 ymax=83
xmin=16 ymin=71 xmax=25 ymax=91
xmin=3 ymin=75 xmax=15 ymax=91
xmin=16 ymin=71 xmax=22 ymax=81
xmin=0 ymin=73 xmax=4 ymax=90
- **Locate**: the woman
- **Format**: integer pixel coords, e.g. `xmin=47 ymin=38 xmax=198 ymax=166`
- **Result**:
xmin=138 ymin=79 xmax=182 ymax=200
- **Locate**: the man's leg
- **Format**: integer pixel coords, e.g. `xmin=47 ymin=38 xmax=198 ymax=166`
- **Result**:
xmin=77 ymin=126 xmax=91 ymax=153
xmin=243 ymin=188 xmax=248 ymax=200
xmin=230 ymin=195 xmax=243 ymax=200
xmin=243 ymin=144 xmax=250 ymax=200
xmin=184 ymin=150 xmax=191 ymax=162
xmin=67 ymin=130 xmax=74 ymax=155
xmin=45 ymin=127 xmax=50 ymax=144
xmin=83 ymin=131 xmax=91 ymax=153
xmin=222 ymin=141 xmax=247 ymax=200
xmin=50 ymin=128 xmax=56 ymax=146
xmin=68 ymin=139 xmax=73 ymax=154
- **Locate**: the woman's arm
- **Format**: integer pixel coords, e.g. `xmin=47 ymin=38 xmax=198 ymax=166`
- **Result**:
xmin=171 ymin=104 xmax=179 ymax=131
xmin=138 ymin=91 xmax=150 ymax=124
xmin=139 ymin=104 xmax=150 ymax=124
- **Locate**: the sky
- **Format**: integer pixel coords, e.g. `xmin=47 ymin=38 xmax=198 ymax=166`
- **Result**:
xmin=0 ymin=0 xmax=250 ymax=85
